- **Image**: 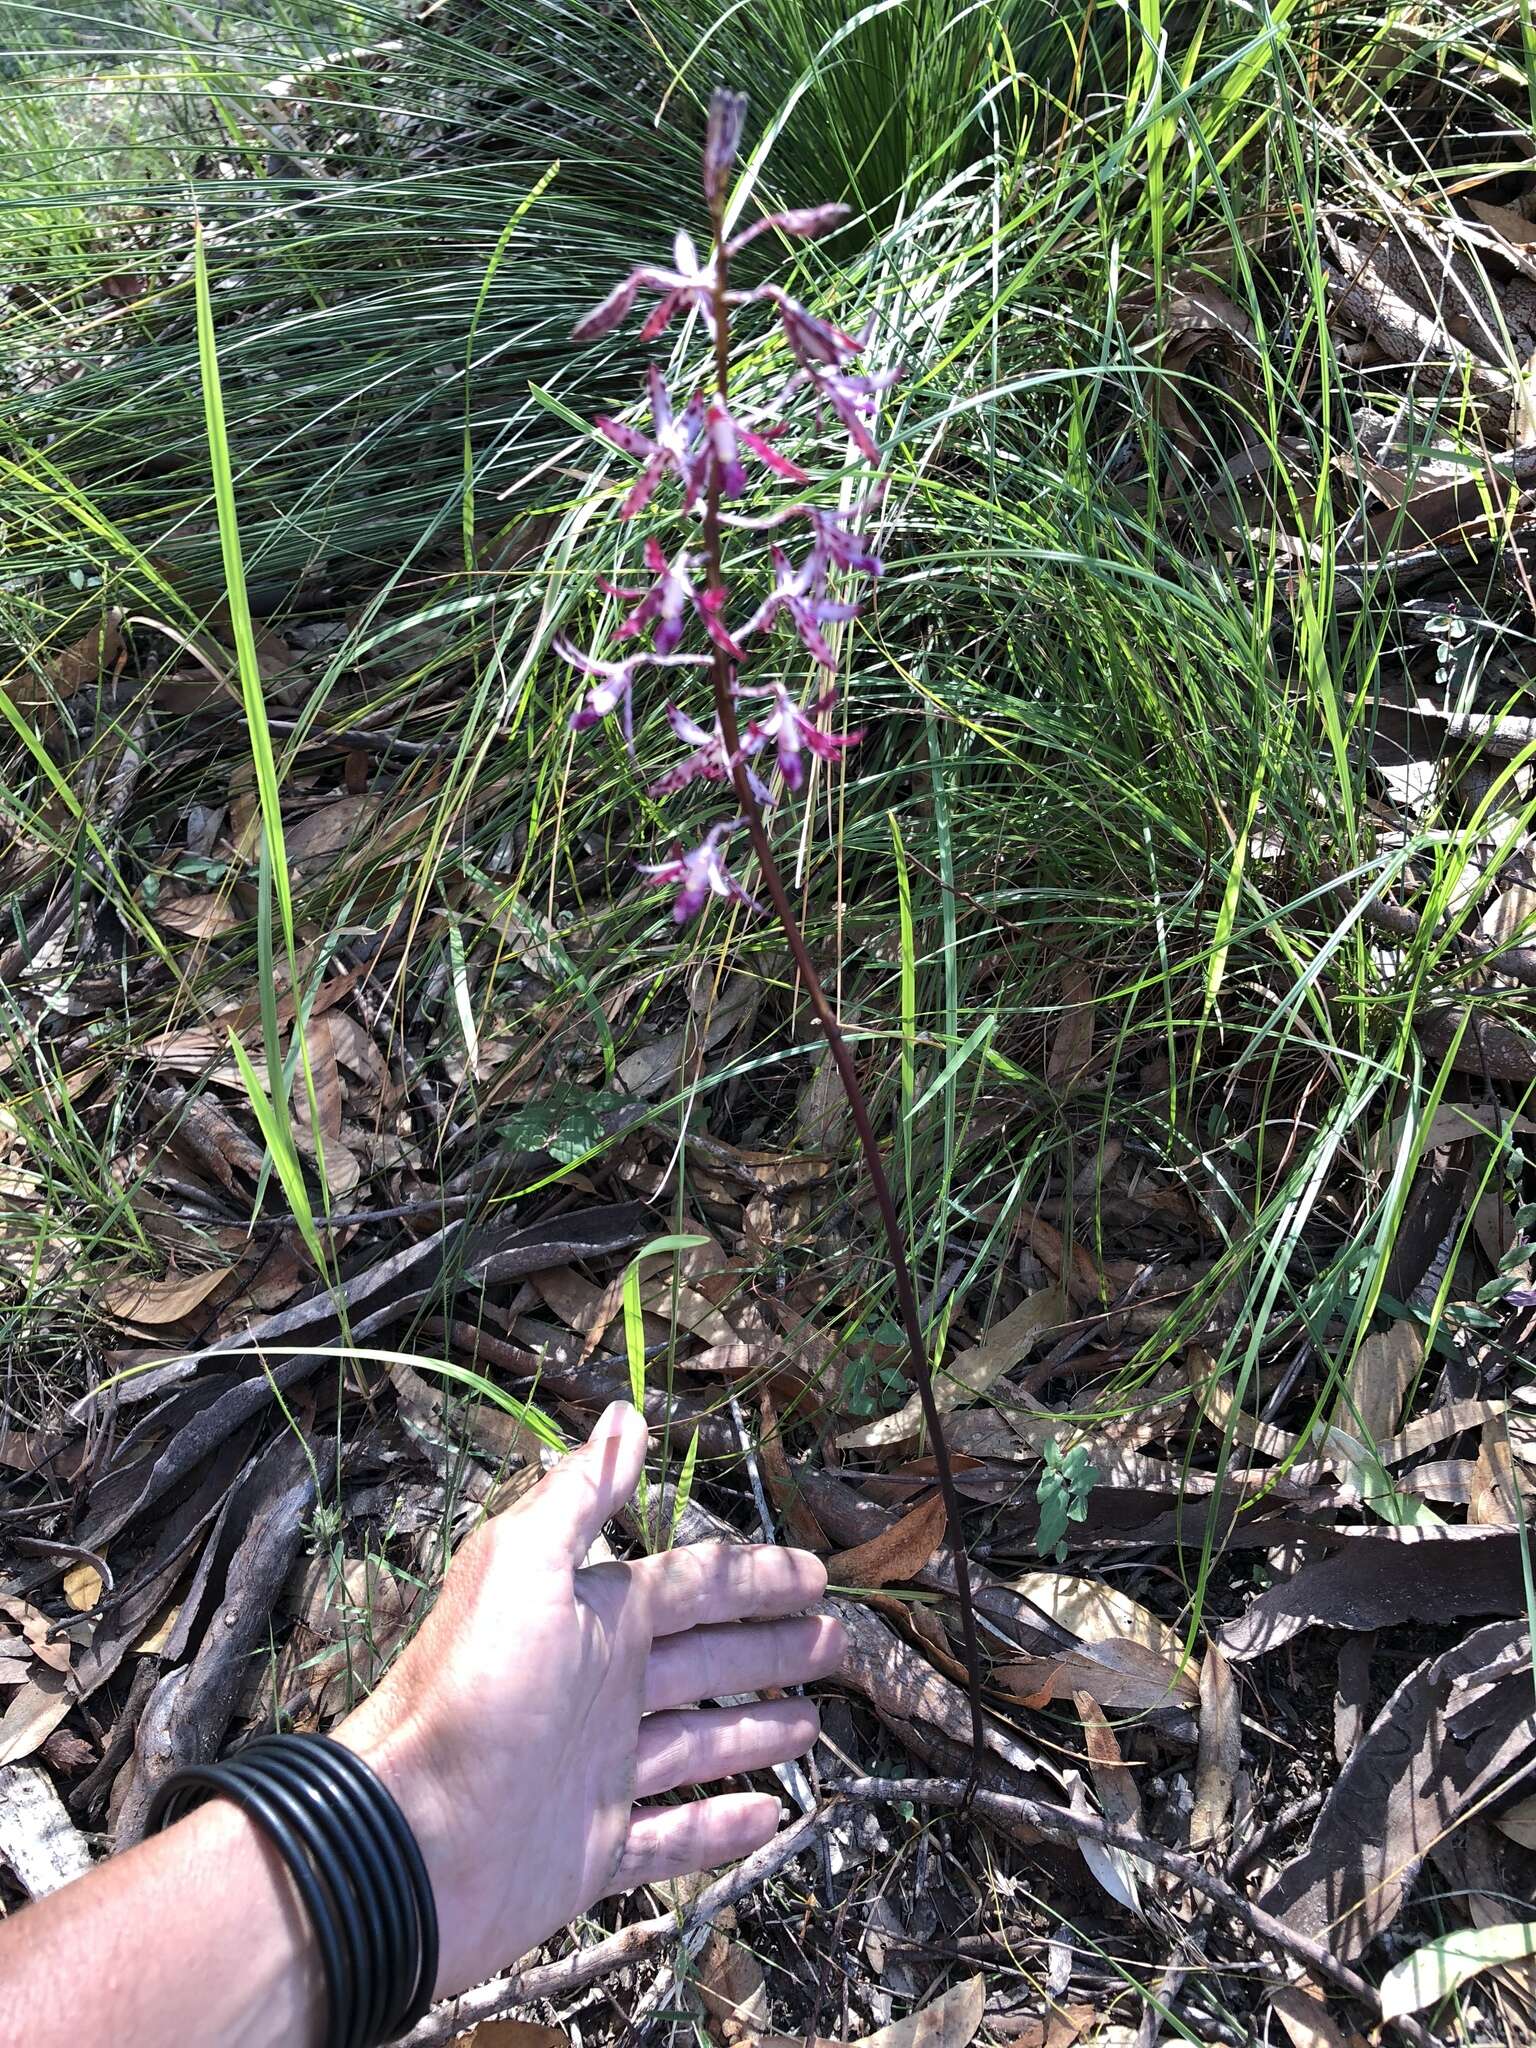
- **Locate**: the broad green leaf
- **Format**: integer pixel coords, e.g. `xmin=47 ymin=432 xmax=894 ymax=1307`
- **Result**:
xmin=621 ymin=1234 xmax=709 ymax=1410
xmin=669 ymin=1428 xmax=701 ymax=1544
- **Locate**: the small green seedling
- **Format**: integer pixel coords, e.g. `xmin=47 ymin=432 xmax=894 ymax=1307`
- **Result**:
xmin=1035 ymin=1438 xmax=1097 ymax=1562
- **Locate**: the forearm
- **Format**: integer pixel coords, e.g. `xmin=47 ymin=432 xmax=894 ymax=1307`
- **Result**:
xmin=0 ymin=1798 xmax=325 ymax=2048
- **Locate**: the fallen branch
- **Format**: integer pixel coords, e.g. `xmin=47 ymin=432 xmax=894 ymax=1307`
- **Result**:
xmin=400 ymin=1802 xmax=834 ymax=2046
xmin=832 ymin=1776 xmax=1445 ymax=2048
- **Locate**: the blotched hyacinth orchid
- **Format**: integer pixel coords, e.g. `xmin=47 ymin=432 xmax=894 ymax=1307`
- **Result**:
xmin=559 ymin=88 xmax=892 ymax=925
xmin=556 ymin=638 xmax=710 ymax=750
xmin=639 ymin=819 xmax=762 ymax=923
xmin=648 ymin=703 xmax=769 ymax=803
xmin=739 ymin=545 xmax=860 ymax=670
xmin=560 ymin=89 xmax=989 ymax=1781
xmin=741 ymin=681 xmax=861 ymax=793
xmin=602 ymin=537 xmax=741 ymax=658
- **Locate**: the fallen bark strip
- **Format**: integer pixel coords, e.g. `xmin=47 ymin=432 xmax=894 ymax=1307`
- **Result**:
xmin=832 ymin=1776 xmax=1445 ymax=2048
xmin=400 ymin=1802 xmax=833 ymax=2046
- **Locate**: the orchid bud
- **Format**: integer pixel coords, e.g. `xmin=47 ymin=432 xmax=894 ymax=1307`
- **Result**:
xmin=703 ymin=89 xmax=747 ymax=209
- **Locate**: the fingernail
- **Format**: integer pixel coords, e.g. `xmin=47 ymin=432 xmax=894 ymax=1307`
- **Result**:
xmin=592 ymin=1400 xmax=632 ymax=1443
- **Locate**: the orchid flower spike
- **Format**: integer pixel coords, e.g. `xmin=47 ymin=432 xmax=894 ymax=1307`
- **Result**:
xmin=564 ymin=84 xmax=897 ymax=922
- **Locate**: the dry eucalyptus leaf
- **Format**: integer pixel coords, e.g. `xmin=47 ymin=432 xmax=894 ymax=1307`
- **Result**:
xmin=0 ymin=1597 xmax=73 ymax=1676
xmin=1381 ymin=1922 xmax=1536 ymax=2021
xmin=1190 ymin=1642 xmax=1240 ymax=1852
xmin=284 ymin=793 xmax=380 ymax=868
xmin=827 ymin=1491 xmax=948 ymax=1590
xmin=1260 ymin=1620 xmax=1534 ymax=1956
xmin=1469 ymin=197 xmax=1536 ymax=244
xmin=1070 ymin=1771 xmax=1141 ymax=1915
xmin=1267 ymin=1985 xmax=1356 ymax=2048
xmin=1380 ymin=1397 xmax=1506 ymax=1466
xmin=1332 ymin=1323 xmax=1421 ymax=1445
xmin=48 ymin=611 xmax=124 ymax=699
xmin=134 ymin=1602 xmax=182 ymax=1655
xmin=1495 ymin=1792 xmax=1536 ymax=1851
xmin=1074 ymin=1692 xmax=1142 ymax=1829
xmin=1010 ymin=1571 xmax=1188 ymax=1667
xmin=1195 ymin=1364 xmax=1297 ymax=1460
xmin=62 ymin=1563 xmax=103 ymax=1613
xmin=832 ymin=1595 xmax=1061 ymax=1788
xmin=696 ymin=1928 xmax=771 ymax=2042
xmin=617 ymin=1032 xmax=685 ymax=1098
xmin=155 ymin=893 xmax=239 ymax=940
xmin=837 ymin=1287 xmax=1067 ymax=1450
xmin=98 ymin=1262 xmax=234 ymax=1326
xmin=1046 ymin=964 xmax=1096 ymax=1092
xmin=1221 ymin=1528 xmax=1530 ymax=1658
xmin=1369 ymin=1100 xmax=1536 ymax=1176
xmin=0 ymin=1669 xmax=72 ymax=1767
xmin=998 ymin=1636 xmax=1198 ymax=1714
xmin=296 ymin=1014 xmax=344 ymax=1145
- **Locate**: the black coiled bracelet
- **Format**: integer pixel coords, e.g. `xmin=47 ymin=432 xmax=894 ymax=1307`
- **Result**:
xmin=144 ymin=1733 xmax=439 ymax=2048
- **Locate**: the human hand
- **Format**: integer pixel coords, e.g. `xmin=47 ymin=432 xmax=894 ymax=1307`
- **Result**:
xmin=336 ymin=1401 xmax=841 ymax=1998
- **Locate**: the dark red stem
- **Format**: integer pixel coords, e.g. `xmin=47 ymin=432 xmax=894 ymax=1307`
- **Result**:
xmin=701 ymin=201 xmax=986 ymax=1790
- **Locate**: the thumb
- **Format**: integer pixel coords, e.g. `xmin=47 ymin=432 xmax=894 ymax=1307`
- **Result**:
xmin=526 ymin=1401 xmax=649 ymax=1565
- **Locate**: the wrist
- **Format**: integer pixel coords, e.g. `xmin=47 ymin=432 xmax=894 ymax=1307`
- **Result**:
xmin=331 ymin=1704 xmax=456 ymax=1995
xmin=173 ymin=1796 xmax=331 ymax=2048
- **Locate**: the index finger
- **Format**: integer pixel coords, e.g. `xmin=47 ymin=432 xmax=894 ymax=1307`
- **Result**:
xmin=630 ymin=1539 xmax=827 ymax=1638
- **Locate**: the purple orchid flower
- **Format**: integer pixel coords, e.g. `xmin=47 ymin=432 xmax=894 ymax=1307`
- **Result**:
xmin=739 ymin=545 xmax=860 ymax=668
xmin=763 ymin=285 xmax=862 ymax=369
xmin=574 ymin=204 xmax=853 ymax=347
xmin=573 ymin=230 xmax=719 ymax=344
xmin=555 ymin=638 xmax=709 ymax=748
xmin=640 ymin=820 xmax=762 ymax=922
xmin=705 ymin=399 xmax=808 ymax=499
xmin=797 ymin=359 xmax=900 ymax=463
xmin=804 ymin=501 xmax=885 ymax=578
xmin=649 ymin=702 xmax=774 ymax=807
xmin=742 ymin=683 xmax=862 ymax=793
xmin=603 ymin=537 xmax=743 ymax=658
xmin=594 ymin=367 xmax=708 ymax=518
xmin=720 ymin=495 xmax=886 ymax=578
